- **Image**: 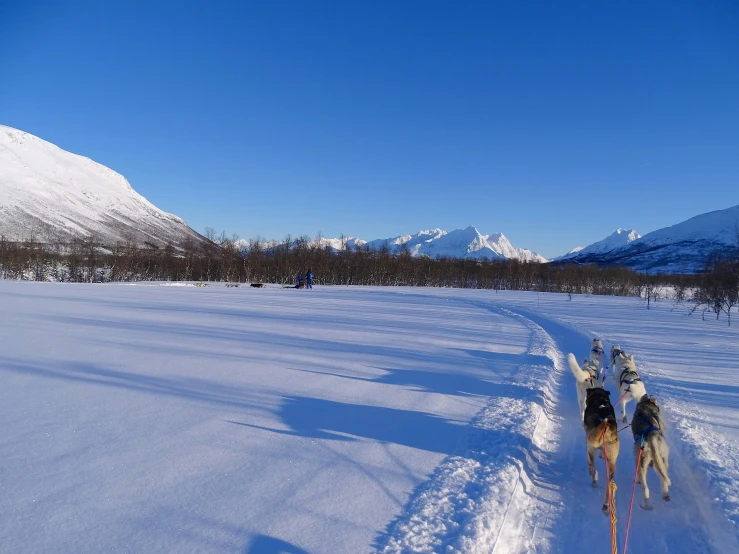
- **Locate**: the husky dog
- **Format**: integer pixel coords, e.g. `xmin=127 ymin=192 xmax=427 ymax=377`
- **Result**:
xmin=612 ymin=351 xmax=647 ymax=423
xmin=631 ymin=395 xmax=671 ymax=509
xmin=590 ymin=339 xmax=605 ymax=371
xmin=583 ymin=387 xmax=620 ymax=511
xmin=568 ymin=353 xmax=600 ymax=419
xmin=610 ymin=345 xmax=628 ymax=373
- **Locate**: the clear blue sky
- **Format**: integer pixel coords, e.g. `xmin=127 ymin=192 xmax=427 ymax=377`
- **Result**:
xmin=1 ymin=1 xmax=737 ymax=258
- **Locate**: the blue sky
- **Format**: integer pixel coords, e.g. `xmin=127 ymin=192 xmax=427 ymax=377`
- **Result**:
xmin=1 ymin=1 xmax=738 ymax=258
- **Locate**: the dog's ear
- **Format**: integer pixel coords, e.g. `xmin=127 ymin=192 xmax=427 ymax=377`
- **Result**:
xmin=650 ymin=396 xmax=659 ymax=408
xmin=629 ymin=354 xmax=635 ymax=361
xmin=640 ymin=394 xmax=649 ymax=403
xmin=583 ymin=358 xmax=588 ymax=364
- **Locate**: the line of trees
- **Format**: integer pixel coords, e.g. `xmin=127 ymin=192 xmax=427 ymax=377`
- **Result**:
xmin=1 ymin=232 xmax=700 ymax=299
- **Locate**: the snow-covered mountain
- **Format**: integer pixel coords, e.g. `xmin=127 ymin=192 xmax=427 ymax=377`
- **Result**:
xmin=556 ymin=228 xmax=641 ymax=260
xmin=314 ymin=236 xmax=367 ymax=251
xmin=360 ymin=226 xmax=547 ymax=262
xmin=263 ymin=227 xmax=546 ymax=262
xmin=561 ymin=206 xmax=739 ymax=272
xmin=0 ymin=125 xmax=206 ymax=247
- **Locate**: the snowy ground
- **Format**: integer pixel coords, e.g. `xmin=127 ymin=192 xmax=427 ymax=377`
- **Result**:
xmin=1 ymin=282 xmax=738 ymax=553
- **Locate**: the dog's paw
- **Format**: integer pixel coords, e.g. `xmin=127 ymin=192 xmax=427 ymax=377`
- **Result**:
xmin=663 ymin=494 xmax=671 ymax=502
xmin=592 ymin=480 xmax=598 ymax=488
xmin=622 ymin=415 xmax=628 ymax=423
xmin=602 ymin=503 xmax=609 ymax=512
xmin=640 ymin=502 xmax=653 ymax=511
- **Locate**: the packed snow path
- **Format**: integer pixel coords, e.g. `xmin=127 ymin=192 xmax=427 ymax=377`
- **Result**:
xmin=1 ymin=283 xmax=738 ymax=553
xmin=479 ymin=303 xmax=739 ymax=554
xmin=374 ymin=291 xmax=739 ymax=553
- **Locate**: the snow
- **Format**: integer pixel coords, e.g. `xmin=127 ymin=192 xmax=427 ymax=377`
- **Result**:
xmin=557 ymin=228 xmax=641 ymax=260
xmin=2 ymin=282 xmax=739 ymax=553
xmin=636 ymin=204 xmax=739 ymax=245
xmin=560 ymin=206 xmax=739 ymax=272
xmin=234 ymin=227 xmax=547 ymax=262
xmin=0 ymin=125 xmax=203 ymax=246
xmin=362 ymin=226 xmax=548 ymax=262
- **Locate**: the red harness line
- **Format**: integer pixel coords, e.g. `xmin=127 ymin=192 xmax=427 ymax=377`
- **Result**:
xmin=601 ymin=425 xmax=618 ymax=554
xmin=623 ymin=446 xmax=643 ymax=554
xmin=613 ymin=389 xmax=629 ymax=407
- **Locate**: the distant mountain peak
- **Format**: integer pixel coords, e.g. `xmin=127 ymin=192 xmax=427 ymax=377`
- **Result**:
xmin=557 ymin=204 xmax=739 ymax=272
xmin=557 ymin=228 xmax=641 ymax=260
xmin=320 ymin=226 xmax=547 ymax=262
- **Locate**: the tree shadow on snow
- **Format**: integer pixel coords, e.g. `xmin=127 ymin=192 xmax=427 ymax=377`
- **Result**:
xmin=654 ymin=375 xmax=739 ymax=415
xmin=0 ymin=357 xmax=269 ymax=412
xmin=291 ymin=346 xmax=548 ymax=404
xmin=245 ymin=534 xmax=311 ymax=554
xmin=229 ymin=395 xmax=469 ymax=456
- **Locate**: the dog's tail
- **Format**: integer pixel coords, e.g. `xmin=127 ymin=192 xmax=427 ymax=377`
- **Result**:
xmin=647 ymin=433 xmax=671 ymax=487
xmin=567 ymin=353 xmax=592 ymax=383
xmin=598 ymin=417 xmax=619 ymax=439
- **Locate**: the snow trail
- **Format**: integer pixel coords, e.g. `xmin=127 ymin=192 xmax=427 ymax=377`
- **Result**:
xmin=491 ymin=304 xmax=739 ymax=554
xmin=372 ymin=289 xmax=739 ymax=553
xmin=376 ymin=306 xmax=562 ymax=553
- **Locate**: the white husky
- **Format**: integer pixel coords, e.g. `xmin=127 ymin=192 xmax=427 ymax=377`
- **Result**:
xmin=611 ymin=348 xmax=647 ymax=423
xmin=590 ymin=338 xmax=605 ymax=371
xmin=610 ymin=344 xmax=625 ymax=366
xmin=567 ymin=353 xmax=601 ymax=419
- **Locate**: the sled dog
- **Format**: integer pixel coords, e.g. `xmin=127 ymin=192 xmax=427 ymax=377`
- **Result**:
xmin=583 ymin=387 xmax=620 ymax=511
xmin=631 ymin=395 xmax=671 ymax=509
xmin=612 ymin=351 xmax=647 ymax=423
xmin=568 ymin=353 xmax=600 ymax=419
xmin=590 ymin=338 xmax=605 ymax=371
xmin=610 ymin=345 xmax=628 ymax=373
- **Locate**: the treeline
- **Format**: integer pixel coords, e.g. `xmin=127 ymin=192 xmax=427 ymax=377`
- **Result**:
xmin=1 ymin=233 xmax=697 ymax=298
xmin=692 ymin=252 xmax=739 ymax=325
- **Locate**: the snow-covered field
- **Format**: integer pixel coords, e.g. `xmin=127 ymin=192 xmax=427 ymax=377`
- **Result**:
xmin=1 ymin=282 xmax=738 ymax=553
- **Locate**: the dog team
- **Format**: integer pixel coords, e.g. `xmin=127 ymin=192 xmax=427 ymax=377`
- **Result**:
xmin=568 ymin=339 xmax=671 ymax=511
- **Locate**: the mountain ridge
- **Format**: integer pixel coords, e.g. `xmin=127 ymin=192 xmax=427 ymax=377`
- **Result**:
xmin=0 ymin=124 xmax=207 ymax=247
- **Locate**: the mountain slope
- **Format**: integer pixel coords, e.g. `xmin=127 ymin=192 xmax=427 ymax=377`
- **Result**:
xmin=0 ymin=125 xmax=207 ymax=247
xmin=564 ymin=206 xmax=739 ymax=272
xmin=556 ymin=228 xmax=641 ymax=260
xmin=362 ymin=226 xmax=547 ymax=262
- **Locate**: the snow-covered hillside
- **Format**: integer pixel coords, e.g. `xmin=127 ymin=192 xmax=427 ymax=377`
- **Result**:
xmin=0 ymin=125 xmax=206 ymax=247
xmin=563 ymin=205 xmax=739 ymax=272
xmin=556 ymin=228 xmax=641 ymax=260
xmin=361 ymin=226 xmax=547 ymax=262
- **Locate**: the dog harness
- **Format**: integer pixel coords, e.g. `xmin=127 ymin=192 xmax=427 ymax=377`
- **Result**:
xmin=610 ymin=348 xmax=625 ymax=366
xmin=592 ymin=346 xmax=604 ymax=355
xmin=619 ymin=369 xmax=641 ymax=387
xmin=634 ymin=417 xmax=662 ymax=448
xmin=585 ymin=366 xmax=599 ymax=388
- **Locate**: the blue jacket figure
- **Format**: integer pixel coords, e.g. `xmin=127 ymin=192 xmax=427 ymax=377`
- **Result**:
xmin=306 ymin=269 xmax=313 ymax=289
xmin=296 ymin=274 xmax=304 ymax=288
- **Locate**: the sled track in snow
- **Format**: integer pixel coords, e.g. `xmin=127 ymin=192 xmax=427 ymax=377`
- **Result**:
xmin=374 ymin=291 xmax=739 ymax=553
xmin=496 ymin=304 xmax=739 ymax=554
xmin=375 ymin=304 xmax=565 ymax=553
